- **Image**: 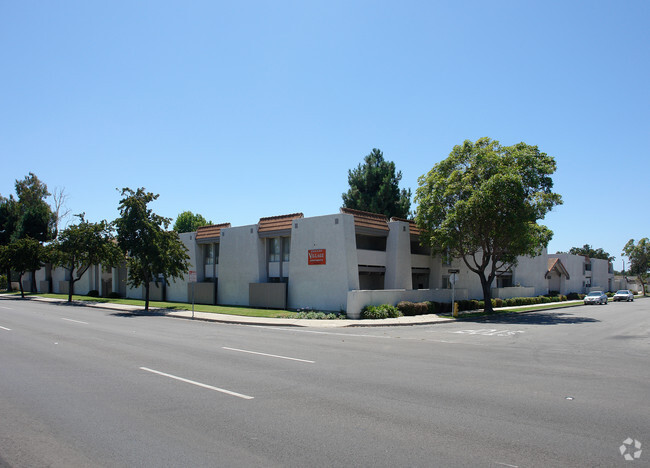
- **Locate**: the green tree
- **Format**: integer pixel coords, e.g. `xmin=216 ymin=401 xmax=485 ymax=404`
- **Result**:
xmin=1 ymin=238 xmax=45 ymax=298
xmin=2 ymin=174 xmax=56 ymax=292
xmin=173 ymin=211 xmax=211 ymax=233
xmin=14 ymin=172 xmax=57 ymax=241
xmin=50 ymin=214 xmax=123 ymax=302
xmin=415 ymin=137 xmax=562 ymax=313
xmin=623 ymin=238 xmax=649 ymax=296
xmin=0 ymin=195 xmax=19 ymax=291
xmin=115 ymin=188 xmax=190 ymax=311
xmin=342 ymin=148 xmax=412 ymax=219
xmin=568 ymin=244 xmax=614 ymax=262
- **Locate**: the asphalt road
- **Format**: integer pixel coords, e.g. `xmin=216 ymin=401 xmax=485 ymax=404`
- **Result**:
xmin=0 ymin=297 xmax=648 ymax=467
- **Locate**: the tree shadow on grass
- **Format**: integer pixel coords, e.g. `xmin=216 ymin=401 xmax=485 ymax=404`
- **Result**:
xmin=458 ymin=310 xmax=601 ymax=326
xmin=110 ymin=311 xmax=171 ymax=318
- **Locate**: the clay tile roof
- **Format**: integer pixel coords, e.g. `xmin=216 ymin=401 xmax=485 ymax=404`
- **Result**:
xmin=390 ymin=217 xmax=421 ymax=236
xmin=547 ymin=258 xmax=570 ymax=279
xmin=196 ymin=223 xmax=231 ymax=241
xmin=340 ymin=208 xmax=389 ymax=232
xmin=258 ymin=213 xmax=304 ymax=233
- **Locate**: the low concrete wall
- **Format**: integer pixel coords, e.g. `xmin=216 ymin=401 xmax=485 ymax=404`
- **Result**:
xmin=188 ymin=282 xmax=216 ymax=305
xmin=346 ymin=288 xmax=469 ymax=319
xmin=249 ymin=283 xmax=287 ymax=309
xmin=58 ymin=281 xmax=70 ymax=295
xmin=491 ymin=286 xmax=536 ymax=299
xmin=39 ymin=281 xmax=51 ymax=294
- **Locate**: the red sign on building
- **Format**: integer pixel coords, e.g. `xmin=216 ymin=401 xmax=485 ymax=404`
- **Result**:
xmin=308 ymin=249 xmax=326 ymax=265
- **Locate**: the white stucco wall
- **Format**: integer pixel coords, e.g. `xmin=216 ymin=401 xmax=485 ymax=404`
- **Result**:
xmin=346 ymin=288 xmax=469 ymax=319
xmin=385 ymin=221 xmax=412 ymax=290
xmin=218 ymin=224 xmax=266 ymax=306
xmin=288 ymin=213 xmax=359 ymax=312
xmin=166 ymin=232 xmax=196 ymax=303
xmin=548 ymin=254 xmax=614 ymax=293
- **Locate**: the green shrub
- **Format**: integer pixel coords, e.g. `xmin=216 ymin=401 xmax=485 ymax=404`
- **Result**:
xmin=426 ymin=301 xmax=437 ymax=314
xmin=606 ymin=292 xmax=614 ymax=297
xmin=0 ymin=274 xmax=7 ymax=291
xmin=87 ymin=290 xmax=100 ymax=297
xmin=361 ymin=304 xmax=401 ymax=319
xmin=397 ymin=301 xmax=416 ymax=316
xmin=478 ymin=300 xmax=485 ymax=309
xmin=414 ymin=302 xmax=429 ymax=315
xmin=492 ymin=298 xmax=503 ymax=308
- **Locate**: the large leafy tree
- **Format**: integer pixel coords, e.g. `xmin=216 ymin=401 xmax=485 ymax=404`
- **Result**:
xmin=50 ymin=214 xmax=123 ymax=302
xmin=115 ymin=188 xmax=190 ymax=311
xmin=567 ymin=244 xmax=614 ymax=262
xmin=1 ymin=174 xmax=56 ymax=292
xmin=14 ymin=172 xmax=57 ymax=241
xmin=173 ymin=211 xmax=212 ymax=233
xmin=0 ymin=195 xmax=19 ymax=290
xmin=342 ymin=148 xmax=412 ymax=219
xmin=623 ymin=238 xmax=649 ymax=296
xmin=415 ymin=137 xmax=562 ymax=313
xmin=0 ymin=238 xmax=45 ymax=298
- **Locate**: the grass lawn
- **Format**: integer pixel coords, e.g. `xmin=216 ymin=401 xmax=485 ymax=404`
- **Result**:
xmin=0 ymin=292 xmax=298 ymax=319
xmin=440 ymin=300 xmax=585 ymax=319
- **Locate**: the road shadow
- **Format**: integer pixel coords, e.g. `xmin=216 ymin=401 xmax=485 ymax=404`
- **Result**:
xmin=109 ymin=309 xmax=175 ymax=318
xmin=457 ymin=310 xmax=601 ymax=325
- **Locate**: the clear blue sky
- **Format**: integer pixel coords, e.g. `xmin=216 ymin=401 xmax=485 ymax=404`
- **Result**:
xmin=1 ymin=1 xmax=648 ymax=270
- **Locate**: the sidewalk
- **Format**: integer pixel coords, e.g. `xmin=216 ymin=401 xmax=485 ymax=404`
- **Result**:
xmin=0 ymin=293 xmax=454 ymax=328
xmin=2 ymin=294 xmax=611 ymax=328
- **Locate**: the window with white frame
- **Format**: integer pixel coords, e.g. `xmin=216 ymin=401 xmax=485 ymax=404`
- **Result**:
xmin=282 ymin=237 xmax=290 ymax=262
xmin=204 ymin=244 xmax=214 ymax=265
xmin=203 ymin=243 xmax=220 ymax=265
xmin=442 ymin=248 xmax=452 ymax=266
xmin=268 ymin=238 xmax=281 ymax=262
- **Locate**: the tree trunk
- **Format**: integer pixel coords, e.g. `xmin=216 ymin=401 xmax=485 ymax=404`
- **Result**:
xmin=18 ymin=273 xmax=24 ymax=299
xmin=479 ymin=274 xmax=494 ymax=313
xmin=68 ymin=279 xmax=74 ymax=303
xmin=30 ymin=270 xmax=37 ymax=293
xmin=144 ymin=282 xmax=150 ymax=312
xmin=68 ymin=266 xmax=75 ymax=302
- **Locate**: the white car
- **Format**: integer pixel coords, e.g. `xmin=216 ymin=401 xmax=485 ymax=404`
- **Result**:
xmin=584 ymin=291 xmax=608 ymax=305
xmin=613 ymin=290 xmax=634 ymax=302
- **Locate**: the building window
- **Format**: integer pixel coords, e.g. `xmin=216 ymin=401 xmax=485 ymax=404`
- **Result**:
xmin=203 ymin=244 xmax=220 ymax=265
xmin=282 ymin=237 xmax=290 ymax=262
xmin=355 ymin=234 xmax=387 ymax=251
xmin=204 ymin=244 xmax=214 ymax=265
xmin=442 ymin=276 xmax=451 ymax=289
xmin=268 ymin=238 xmax=280 ymax=262
xmin=584 ymin=263 xmax=591 ymax=272
xmin=497 ymin=275 xmax=513 ymax=288
xmin=442 ymin=248 xmax=452 ymax=266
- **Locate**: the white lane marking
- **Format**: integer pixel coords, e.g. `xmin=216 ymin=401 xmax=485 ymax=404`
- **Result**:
xmin=495 ymin=463 xmax=519 ymax=468
xmin=0 ymin=306 xmax=13 ymax=310
xmin=139 ymin=367 xmax=254 ymax=400
xmin=223 ymin=346 xmax=315 ymax=363
xmin=0 ymin=325 xmax=11 ymax=331
xmin=453 ymin=329 xmax=524 ymax=337
xmin=61 ymin=318 xmax=89 ymax=325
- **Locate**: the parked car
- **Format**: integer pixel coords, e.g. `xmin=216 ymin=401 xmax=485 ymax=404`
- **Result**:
xmin=584 ymin=291 xmax=608 ymax=305
xmin=612 ymin=290 xmax=635 ymax=302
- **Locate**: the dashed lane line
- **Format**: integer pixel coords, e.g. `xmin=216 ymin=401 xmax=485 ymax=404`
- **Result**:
xmin=139 ymin=367 xmax=254 ymax=400
xmin=222 ymin=346 xmax=315 ymax=363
